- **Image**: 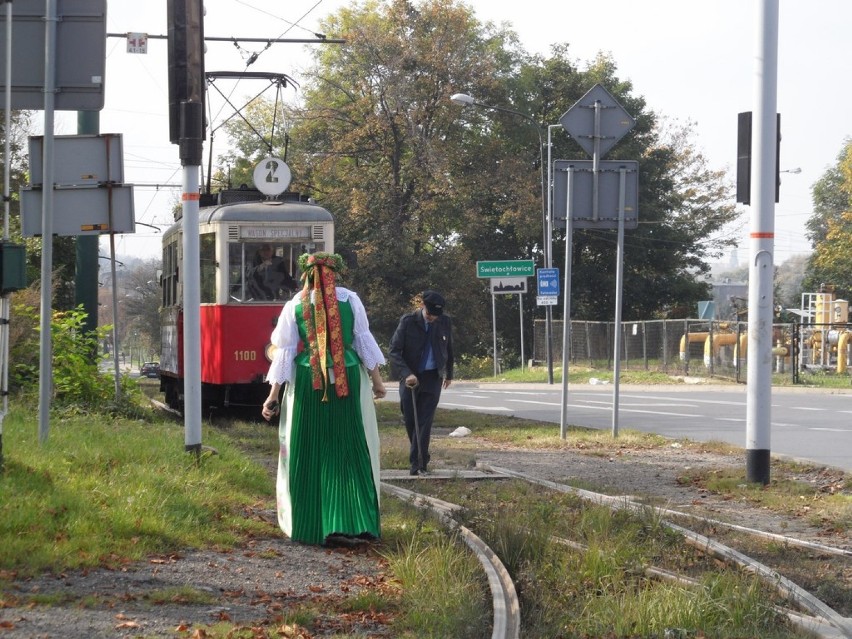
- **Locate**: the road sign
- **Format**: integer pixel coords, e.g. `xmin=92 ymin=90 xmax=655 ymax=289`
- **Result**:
xmin=0 ymin=0 xmax=107 ymax=110
xmin=536 ymin=267 xmax=560 ymax=297
xmin=476 ymin=260 xmax=535 ymax=278
xmin=537 ymin=296 xmax=558 ymax=306
xmin=491 ymin=277 xmax=527 ymax=294
xmin=127 ymin=33 xmax=148 ymax=54
xmin=552 ymin=160 xmax=639 ymax=229
xmin=21 ymin=186 xmax=135 ymax=237
xmin=559 ymin=84 xmax=635 ymax=159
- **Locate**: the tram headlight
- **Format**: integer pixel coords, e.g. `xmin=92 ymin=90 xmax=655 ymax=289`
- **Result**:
xmin=265 ymin=343 xmax=278 ymax=363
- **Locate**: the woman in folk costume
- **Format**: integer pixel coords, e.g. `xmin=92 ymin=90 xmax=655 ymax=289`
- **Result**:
xmin=262 ymin=252 xmax=386 ymax=545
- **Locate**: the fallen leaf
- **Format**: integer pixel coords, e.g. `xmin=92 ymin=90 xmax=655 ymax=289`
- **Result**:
xmin=115 ymin=621 xmax=141 ymax=629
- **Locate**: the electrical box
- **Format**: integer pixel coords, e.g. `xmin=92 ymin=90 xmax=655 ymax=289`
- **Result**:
xmin=0 ymin=242 xmax=27 ymax=294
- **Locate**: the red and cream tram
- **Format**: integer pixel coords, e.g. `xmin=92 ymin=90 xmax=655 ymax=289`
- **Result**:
xmin=158 ymin=161 xmax=334 ymax=412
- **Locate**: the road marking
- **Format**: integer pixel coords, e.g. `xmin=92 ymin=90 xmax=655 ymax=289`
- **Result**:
xmin=618 ymin=408 xmax=701 ymax=417
xmin=441 ymin=402 xmax=513 ymax=412
xmin=809 ymin=427 xmax=850 ymax=432
xmin=507 ymin=398 xmax=702 ymax=417
xmin=789 ymin=406 xmax=827 ymax=411
xmin=618 ymin=394 xmax=744 ymax=406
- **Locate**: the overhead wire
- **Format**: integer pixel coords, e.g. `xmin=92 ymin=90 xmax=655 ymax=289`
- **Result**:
xmin=204 ymin=0 xmax=326 ymax=180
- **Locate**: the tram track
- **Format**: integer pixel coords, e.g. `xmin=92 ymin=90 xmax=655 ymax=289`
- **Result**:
xmin=381 ymin=481 xmax=521 ymax=639
xmin=383 ymin=466 xmax=852 ymax=639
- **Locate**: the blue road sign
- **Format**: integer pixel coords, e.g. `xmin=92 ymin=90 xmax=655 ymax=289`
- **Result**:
xmin=537 ymin=267 xmax=559 ymax=297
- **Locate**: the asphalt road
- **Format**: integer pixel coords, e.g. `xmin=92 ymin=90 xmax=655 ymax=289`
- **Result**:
xmin=390 ymin=382 xmax=852 ymax=472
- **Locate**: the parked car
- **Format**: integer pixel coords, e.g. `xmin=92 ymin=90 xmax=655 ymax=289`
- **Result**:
xmin=140 ymin=362 xmax=160 ymax=378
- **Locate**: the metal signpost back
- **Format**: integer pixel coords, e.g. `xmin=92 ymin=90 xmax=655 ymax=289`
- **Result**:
xmin=556 ymin=84 xmax=638 ymax=438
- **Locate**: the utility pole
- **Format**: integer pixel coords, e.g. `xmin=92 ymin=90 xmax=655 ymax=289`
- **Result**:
xmin=168 ymin=0 xmax=205 ymax=457
xmin=746 ymin=0 xmax=779 ymax=485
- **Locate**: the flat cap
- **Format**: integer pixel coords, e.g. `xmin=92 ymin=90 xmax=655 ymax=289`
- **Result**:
xmin=422 ymin=290 xmax=445 ymax=315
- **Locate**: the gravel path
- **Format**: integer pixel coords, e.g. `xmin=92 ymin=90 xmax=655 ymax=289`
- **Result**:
xmin=0 ymin=522 xmax=391 ymax=638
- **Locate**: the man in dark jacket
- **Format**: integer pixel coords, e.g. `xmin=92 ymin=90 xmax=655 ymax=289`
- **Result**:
xmin=389 ymin=290 xmax=454 ymax=475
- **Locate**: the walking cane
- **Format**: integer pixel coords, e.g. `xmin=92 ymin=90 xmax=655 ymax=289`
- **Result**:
xmin=406 ymin=379 xmax=424 ymax=473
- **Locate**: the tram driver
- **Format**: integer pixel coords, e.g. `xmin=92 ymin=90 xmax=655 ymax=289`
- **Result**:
xmin=246 ymin=243 xmax=299 ymax=301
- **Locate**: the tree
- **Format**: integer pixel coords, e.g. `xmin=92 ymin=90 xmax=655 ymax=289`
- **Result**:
xmin=505 ymin=51 xmax=740 ymax=321
xmin=774 ymin=254 xmax=809 ymax=311
xmin=121 ymin=259 xmax=163 ymax=361
xmin=805 ymin=139 xmax=850 ymax=246
xmin=215 ymin=97 xmax=291 ymax=191
xmin=217 ymin=1 xmax=742 ymax=359
xmin=804 ymin=140 xmax=852 ymax=299
xmin=283 ymin=0 xmax=519 ymax=355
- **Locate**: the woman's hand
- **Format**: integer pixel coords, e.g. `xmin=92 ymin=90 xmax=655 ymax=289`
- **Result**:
xmin=262 ymin=399 xmax=280 ymax=421
xmin=372 ymin=382 xmax=386 ymax=400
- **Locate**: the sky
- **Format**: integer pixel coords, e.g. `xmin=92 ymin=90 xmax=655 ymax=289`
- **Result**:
xmin=44 ymin=0 xmax=852 ymax=268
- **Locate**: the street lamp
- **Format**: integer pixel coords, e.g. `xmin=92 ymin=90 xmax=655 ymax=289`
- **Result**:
xmin=450 ymin=93 xmax=555 ymax=382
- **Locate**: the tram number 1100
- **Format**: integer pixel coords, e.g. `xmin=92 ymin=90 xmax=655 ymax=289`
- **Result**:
xmin=234 ymin=350 xmax=258 ymax=362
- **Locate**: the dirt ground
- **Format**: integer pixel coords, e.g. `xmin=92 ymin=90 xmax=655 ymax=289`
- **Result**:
xmin=1 ymin=429 xmax=849 ymax=638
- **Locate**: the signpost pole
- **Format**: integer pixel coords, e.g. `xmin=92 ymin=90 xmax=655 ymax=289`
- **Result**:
xmin=611 ymin=168 xmax=628 ymax=437
xmin=491 ymin=293 xmax=498 ymax=377
xmin=559 ymin=167 xmax=574 ymax=439
xmin=37 ymin=0 xmax=57 ymax=445
xmin=519 ymin=293 xmax=525 ymax=372
xmin=592 ymin=100 xmax=602 ymax=222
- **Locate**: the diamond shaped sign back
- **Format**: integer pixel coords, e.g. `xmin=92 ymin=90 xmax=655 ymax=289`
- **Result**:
xmin=559 ymin=84 xmax=635 ymax=158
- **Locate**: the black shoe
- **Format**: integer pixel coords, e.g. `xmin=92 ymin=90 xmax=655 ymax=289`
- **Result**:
xmin=324 ymin=533 xmax=368 ymax=548
xmin=409 ymin=468 xmax=420 ymax=476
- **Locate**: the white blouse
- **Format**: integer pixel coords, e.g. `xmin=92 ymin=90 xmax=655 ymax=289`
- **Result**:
xmin=265 ymin=287 xmax=386 ymax=385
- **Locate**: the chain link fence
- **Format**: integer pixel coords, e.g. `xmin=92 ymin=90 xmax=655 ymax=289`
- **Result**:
xmin=533 ymin=319 xmax=851 ymax=384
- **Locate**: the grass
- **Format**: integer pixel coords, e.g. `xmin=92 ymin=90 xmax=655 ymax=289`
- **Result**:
xmin=402 ymin=478 xmax=802 ymax=638
xmin=0 ymin=403 xmax=273 ymax=578
xmin=470 ymin=362 xmax=850 ymax=388
xmin=1 ymin=379 xmax=847 ymax=637
xmin=472 ymin=364 xmax=691 ymax=385
xmin=378 ymin=499 xmax=491 ymax=638
xmin=676 ymin=463 xmax=852 ymax=531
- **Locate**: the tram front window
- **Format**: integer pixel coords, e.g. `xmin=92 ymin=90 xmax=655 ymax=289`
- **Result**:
xmin=229 ymin=242 xmax=299 ymax=302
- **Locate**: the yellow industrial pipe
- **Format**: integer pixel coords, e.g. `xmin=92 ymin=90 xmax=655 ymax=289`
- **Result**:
xmin=704 ymin=333 xmax=737 ymax=367
xmin=679 ymin=332 xmax=709 ymax=361
xmin=733 ymin=333 xmax=748 ymax=361
xmin=838 ymin=331 xmax=850 ymax=374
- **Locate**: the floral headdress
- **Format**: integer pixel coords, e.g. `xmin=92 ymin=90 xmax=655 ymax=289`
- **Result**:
xmin=298 ymin=252 xmax=348 ymax=400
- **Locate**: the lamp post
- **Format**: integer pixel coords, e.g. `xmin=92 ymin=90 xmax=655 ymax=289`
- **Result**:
xmin=450 ymin=93 xmax=554 ymax=382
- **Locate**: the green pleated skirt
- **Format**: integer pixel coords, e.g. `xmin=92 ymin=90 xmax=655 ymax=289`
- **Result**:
xmin=276 ymin=357 xmax=381 ymax=545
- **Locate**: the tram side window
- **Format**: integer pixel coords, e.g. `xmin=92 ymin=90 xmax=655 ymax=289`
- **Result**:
xmin=200 ymin=232 xmax=216 ymax=303
xmin=228 ymin=242 xmax=247 ymax=302
xmin=162 ymin=241 xmax=178 ymax=307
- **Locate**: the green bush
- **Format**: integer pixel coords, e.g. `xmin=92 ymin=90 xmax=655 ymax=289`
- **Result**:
xmin=453 ymin=354 xmax=494 ymax=379
xmin=10 ymin=303 xmax=149 ymax=419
